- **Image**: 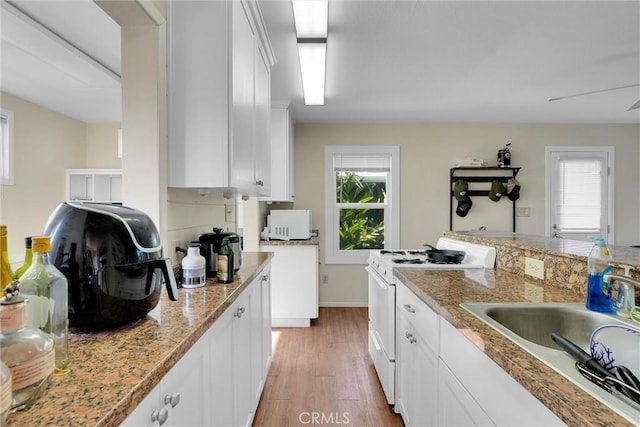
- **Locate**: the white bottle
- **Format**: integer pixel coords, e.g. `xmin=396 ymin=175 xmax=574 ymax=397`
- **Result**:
xmin=181 ymin=244 xmax=206 ymax=288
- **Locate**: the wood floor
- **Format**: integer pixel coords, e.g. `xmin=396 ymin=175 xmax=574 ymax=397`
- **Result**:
xmin=253 ymin=307 xmax=404 ymax=427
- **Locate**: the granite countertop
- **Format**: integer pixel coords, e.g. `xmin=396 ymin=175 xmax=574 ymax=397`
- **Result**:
xmin=394 ymin=266 xmax=636 ymax=427
xmin=5 ymin=252 xmax=273 ymax=427
xmin=260 ymin=236 xmax=319 ymax=246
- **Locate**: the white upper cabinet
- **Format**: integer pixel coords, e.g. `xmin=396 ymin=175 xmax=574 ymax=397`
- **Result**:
xmin=261 ymin=104 xmax=295 ymax=202
xmin=167 ymin=0 xmax=275 ymax=197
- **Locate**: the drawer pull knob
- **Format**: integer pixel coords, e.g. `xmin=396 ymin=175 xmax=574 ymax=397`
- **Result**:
xmin=164 ymin=392 xmax=180 ymax=408
xmin=404 ymin=304 xmax=416 ymax=313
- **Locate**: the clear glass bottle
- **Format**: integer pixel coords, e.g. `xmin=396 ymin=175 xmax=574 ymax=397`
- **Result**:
xmin=0 ymin=360 xmax=11 ymax=423
xmin=216 ymin=238 xmax=234 ymax=284
xmin=0 ymin=226 xmax=14 ymax=298
xmin=18 ymin=236 xmax=70 ymax=373
xmin=14 ymin=237 xmax=33 ymax=280
xmin=0 ymin=284 xmax=55 ymax=412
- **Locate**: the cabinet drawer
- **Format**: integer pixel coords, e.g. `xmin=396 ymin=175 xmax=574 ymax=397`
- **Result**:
xmin=396 ymin=280 xmax=439 ymax=354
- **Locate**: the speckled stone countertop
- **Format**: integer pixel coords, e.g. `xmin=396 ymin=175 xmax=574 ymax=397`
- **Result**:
xmin=260 ymin=236 xmax=319 ymax=246
xmin=5 ymin=252 xmax=273 ymax=427
xmin=395 ymin=266 xmax=637 ymax=426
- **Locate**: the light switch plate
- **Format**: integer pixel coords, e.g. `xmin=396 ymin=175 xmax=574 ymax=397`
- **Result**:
xmin=524 ymin=257 xmax=544 ymax=280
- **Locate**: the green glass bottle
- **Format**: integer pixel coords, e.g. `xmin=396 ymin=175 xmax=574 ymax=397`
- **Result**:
xmin=0 ymin=226 xmax=14 ymax=297
xmin=216 ymin=238 xmax=234 ymax=284
xmin=14 ymin=237 xmax=33 ymax=279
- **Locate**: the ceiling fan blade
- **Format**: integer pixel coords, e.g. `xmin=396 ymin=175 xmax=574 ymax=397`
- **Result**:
xmin=628 ymin=100 xmax=640 ymax=111
xmin=549 ymin=83 xmax=640 ymax=102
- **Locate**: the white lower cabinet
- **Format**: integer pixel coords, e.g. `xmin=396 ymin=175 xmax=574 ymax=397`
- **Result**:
xmin=394 ymin=280 xmax=564 ymax=427
xmin=260 ymin=244 xmax=318 ymax=327
xmin=123 ymin=264 xmax=271 ymax=426
xmin=395 ymin=280 xmax=439 ymax=426
xmin=122 ymin=326 xmax=214 ymax=426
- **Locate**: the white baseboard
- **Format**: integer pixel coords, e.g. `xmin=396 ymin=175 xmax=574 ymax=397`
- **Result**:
xmin=319 ymin=302 xmax=368 ymax=308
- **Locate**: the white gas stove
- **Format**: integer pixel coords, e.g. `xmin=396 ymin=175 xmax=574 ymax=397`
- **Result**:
xmin=368 ymin=237 xmax=497 ymax=284
xmin=366 ymin=237 xmax=496 ymax=407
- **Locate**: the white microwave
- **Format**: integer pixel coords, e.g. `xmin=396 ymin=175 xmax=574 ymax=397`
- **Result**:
xmin=267 ymin=209 xmax=312 ymax=240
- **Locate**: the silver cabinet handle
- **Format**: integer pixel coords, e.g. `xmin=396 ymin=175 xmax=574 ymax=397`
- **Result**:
xmin=404 ymin=331 xmax=417 ymax=344
xmin=151 ymin=405 xmax=169 ymax=426
xmin=404 ymin=304 xmax=415 ymax=313
xmin=405 ymin=331 xmax=413 ymax=339
xmin=409 ymin=336 xmax=417 ymax=344
xmin=234 ymin=307 xmax=246 ymax=318
xmin=164 ymin=392 xmax=180 ymax=408
xmin=261 ymin=274 xmax=269 ymax=282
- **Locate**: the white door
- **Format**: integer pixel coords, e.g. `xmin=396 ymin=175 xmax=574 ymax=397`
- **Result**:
xmin=545 ymin=147 xmax=614 ymax=243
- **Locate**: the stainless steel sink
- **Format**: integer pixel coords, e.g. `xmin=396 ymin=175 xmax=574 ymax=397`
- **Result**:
xmin=460 ymin=302 xmax=640 ymax=424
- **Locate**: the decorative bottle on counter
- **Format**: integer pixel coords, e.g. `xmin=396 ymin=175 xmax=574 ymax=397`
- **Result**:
xmin=0 ymin=360 xmax=11 ymax=423
xmin=17 ymin=236 xmax=70 ymax=373
xmin=13 ymin=237 xmax=33 ymax=280
xmin=0 ymin=226 xmax=14 ymax=297
xmin=0 ymin=283 xmax=55 ymax=413
xmin=586 ymin=236 xmax=614 ymax=313
xmin=217 ymin=238 xmax=234 ymax=284
xmin=182 ymin=244 xmax=206 ymax=288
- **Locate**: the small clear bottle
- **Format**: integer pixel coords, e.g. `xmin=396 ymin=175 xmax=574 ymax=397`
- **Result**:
xmin=18 ymin=236 xmax=70 ymax=373
xmin=14 ymin=237 xmax=33 ymax=280
xmin=0 ymin=360 xmax=11 ymax=423
xmin=0 ymin=283 xmax=55 ymax=412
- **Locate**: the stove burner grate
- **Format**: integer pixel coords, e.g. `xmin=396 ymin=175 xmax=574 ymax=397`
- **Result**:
xmin=392 ymin=258 xmax=426 ymax=264
xmin=381 ymin=250 xmax=407 ymax=255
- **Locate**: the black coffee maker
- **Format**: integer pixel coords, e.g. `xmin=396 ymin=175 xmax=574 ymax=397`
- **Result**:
xmin=197 ymin=228 xmax=242 ymax=277
xmin=44 ymin=202 xmax=179 ymax=330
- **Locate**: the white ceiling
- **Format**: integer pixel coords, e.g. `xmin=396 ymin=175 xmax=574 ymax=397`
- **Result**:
xmin=1 ymin=0 xmax=639 ymax=124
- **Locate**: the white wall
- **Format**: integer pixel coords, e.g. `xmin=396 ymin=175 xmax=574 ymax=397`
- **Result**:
xmin=293 ymin=123 xmax=640 ymax=307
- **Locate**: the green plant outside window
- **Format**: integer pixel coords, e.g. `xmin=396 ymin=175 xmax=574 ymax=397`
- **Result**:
xmin=336 ymin=172 xmax=386 ymax=250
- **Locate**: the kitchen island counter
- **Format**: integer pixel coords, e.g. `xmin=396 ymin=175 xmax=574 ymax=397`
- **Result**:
xmin=394 ymin=265 xmax=635 ymax=427
xmin=5 ymin=252 xmax=273 ymax=427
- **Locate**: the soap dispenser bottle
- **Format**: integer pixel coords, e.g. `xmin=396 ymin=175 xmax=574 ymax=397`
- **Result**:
xmin=586 ymin=236 xmax=614 ymax=313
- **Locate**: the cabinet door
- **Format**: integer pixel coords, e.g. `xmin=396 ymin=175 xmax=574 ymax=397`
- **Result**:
xmin=263 ymin=106 xmax=294 ymax=202
xmin=438 ymin=360 xmax=494 ymax=427
xmin=260 ymin=268 xmax=272 ymax=377
xmin=261 ymin=245 xmax=318 ymax=326
xmin=208 ymin=307 xmax=235 ymax=427
xmin=233 ymin=289 xmax=253 ymax=426
xmin=249 ymin=275 xmax=264 ymax=409
xmin=396 ymin=314 xmax=438 ymax=426
xmin=231 ymin=0 xmax=256 ymax=192
xmin=253 ymin=41 xmax=271 ymax=196
xmin=162 ymin=331 xmax=212 ymax=426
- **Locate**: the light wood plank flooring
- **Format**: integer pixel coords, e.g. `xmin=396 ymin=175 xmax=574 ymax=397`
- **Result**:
xmin=253 ymin=307 xmax=404 ymax=426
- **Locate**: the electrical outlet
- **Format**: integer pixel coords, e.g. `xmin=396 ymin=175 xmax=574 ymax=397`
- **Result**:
xmin=524 ymin=257 xmax=544 ymax=280
xmin=321 ymin=274 xmax=329 ymax=284
xmin=517 ymin=207 xmax=531 ymax=217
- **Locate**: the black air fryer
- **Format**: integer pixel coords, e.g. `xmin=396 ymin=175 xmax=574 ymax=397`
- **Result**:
xmin=44 ymin=202 xmax=179 ymax=330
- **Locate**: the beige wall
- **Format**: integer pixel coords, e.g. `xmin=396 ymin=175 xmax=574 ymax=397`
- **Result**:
xmin=86 ymin=123 xmax=122 ymax=169
xmin=294 ymin=123 xmax=640 ymax=307
xmin=0 ymin=92 xmax=87 ymax=263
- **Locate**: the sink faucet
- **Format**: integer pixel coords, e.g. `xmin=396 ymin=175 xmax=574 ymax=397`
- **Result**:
xmin=602 ymin=273 xmax=640 ymax=318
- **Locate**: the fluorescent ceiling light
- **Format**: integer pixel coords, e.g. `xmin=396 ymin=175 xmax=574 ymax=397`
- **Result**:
xmin=293 ymin=0 xmax=328 ymax=105
xmin=297 ymin=42 xmax=326 ymax=105
xmin=292 ymin=0 xmax=328 ymax=38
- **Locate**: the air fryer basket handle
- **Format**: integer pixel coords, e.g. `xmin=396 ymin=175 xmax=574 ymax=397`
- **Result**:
xmin=146 ymin=258 xmax=179 ymax=301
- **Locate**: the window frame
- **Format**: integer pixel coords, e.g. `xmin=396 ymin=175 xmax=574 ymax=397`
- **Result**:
xmin=324 ymin=145 xmax=400 ymax=264
xmin=0 ymin=108 xmax=14 ymax=185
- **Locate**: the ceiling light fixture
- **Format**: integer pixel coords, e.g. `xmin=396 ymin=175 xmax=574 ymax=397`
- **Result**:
xmin=292 ymin=0 xmax=328 ymax=105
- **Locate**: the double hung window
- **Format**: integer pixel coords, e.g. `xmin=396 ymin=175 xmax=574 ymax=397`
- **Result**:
xmin=324 ymin=146 xmax=399 ymax=264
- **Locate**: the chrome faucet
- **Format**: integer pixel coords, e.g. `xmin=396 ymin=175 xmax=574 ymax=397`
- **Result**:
xmin=602 ymin=273 xmax=640 ymax=317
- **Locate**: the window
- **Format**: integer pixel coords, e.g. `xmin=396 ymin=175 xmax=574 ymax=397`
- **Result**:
xmin=0 ymin=108 xmax=14 ymax=185
xmin=545 ymin=146 xmax=614 ymax=243
xmin=324 ymin=145 xmax=400 ymax=264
